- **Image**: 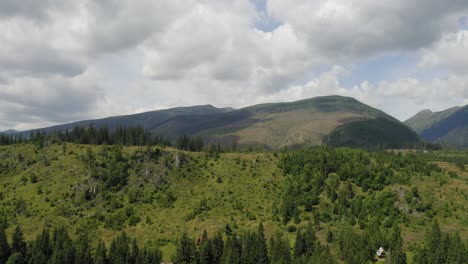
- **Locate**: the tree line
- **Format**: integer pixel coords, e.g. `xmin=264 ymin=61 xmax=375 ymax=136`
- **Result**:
xmin=0 ymin=225 xmax=161 ymax=264
xmin=173 ymin=223 xmax=335 ymax=264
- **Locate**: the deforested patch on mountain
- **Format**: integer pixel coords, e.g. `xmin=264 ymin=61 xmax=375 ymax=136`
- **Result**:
xmin=323 ymin=118 xmax=422 ymax=148
xmin=405 ymin=107 xmax=461 ymax=133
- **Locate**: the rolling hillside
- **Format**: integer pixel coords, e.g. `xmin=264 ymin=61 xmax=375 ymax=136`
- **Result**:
xmin=0 ymin=143 xmax=466 ymax=262
xmin=406 ymin=105 xmax=468 ymax=148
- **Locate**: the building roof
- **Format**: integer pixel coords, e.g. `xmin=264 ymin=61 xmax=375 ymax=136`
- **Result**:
xmin=376 ymin=247 xmax=385 ymax=256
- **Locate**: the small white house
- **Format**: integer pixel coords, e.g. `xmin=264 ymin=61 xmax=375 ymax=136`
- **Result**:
xmin=376 ymin=247 xmax=387 ymax=260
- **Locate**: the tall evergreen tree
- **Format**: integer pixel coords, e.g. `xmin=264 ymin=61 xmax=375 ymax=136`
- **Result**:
xmin=211 ymin=231 xmax=224 ymax=264
xmin=174 ymin=232 xmax=198 ymax=264
xmin=75 ymin=232 xmax=93 ymax=264
xmin=222 ymin=235 xmax=241 ymax=264
xmin=269 ymin=233 xmax=291 ymax=264
xmin=0 ymin=226 xmax=11 ymax=263
xmin=94 ymin=240 xmax=108 ymax=264
xmin=199 ymin=230 xmax=213 ymax=264
xmin=256 ymin=224 xmax=269 ymax=264
xmin=109 ymin=233 xmax=131 ymax=264
xmin=11 ymin=226 xmax=27 ymax=257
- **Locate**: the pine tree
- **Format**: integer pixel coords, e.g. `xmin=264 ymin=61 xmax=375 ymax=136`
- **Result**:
xmin=388 ymin=225 xmax=406 ymax=264
xmin=293 ymin=230 xmax=304 ymax=258
xmin=199 ymin=230 xmax=213 ymax=264
xmin=109 ymin=233 xmax=131 ymax=264
xmin=174 ymin=232 xmax=198 ymax=264
xmin=49 ymin=227 xmax=76 ymax=264
xmin=28 ymin=228 xmax=52 ymax=264
xmin=94 ymin=240 xmax=108 ymax=264
xmin=0 ymin=226 xmax=11 ymax=263
xmin=222 ymin=235 xmax=241 ymax=264
xmin=256 ymin=224 xmax=269 ymax=264
xmin=11 ymin=226 xmax=26 ymax=257
xmin=130 ymin=239 xmax=139 ymax=264
xmin=75 ymin=232 xmax=93 ymax=264
xmin=269 ymin=233 xmax=291 ymax=264
xmin=212 ymin=231 xmax=224 ymax=264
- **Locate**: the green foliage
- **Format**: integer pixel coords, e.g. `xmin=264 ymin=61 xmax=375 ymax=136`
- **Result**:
xmin=0 ymin=143 xmax=466 ymax=263
xmin=414 ymin=220 xmax=468 ymax=264
xmin=174 ymin=232 xmax=198 ymax=264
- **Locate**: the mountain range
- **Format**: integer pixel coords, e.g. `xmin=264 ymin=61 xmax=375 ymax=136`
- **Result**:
xmin=405 ymin=105 xmax=468 ymax=148
xmin=3 ymin=95 xmax=427 ymax=148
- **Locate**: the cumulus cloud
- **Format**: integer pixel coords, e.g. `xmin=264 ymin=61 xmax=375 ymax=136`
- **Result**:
xmin=420 ymin=30 xmax=468 ymax=73
xmin=0 ymin=68 xmax=108 ymax=130
xmin=268 ymin=0 xmax=468 ymax=60
xmin=1 ymin=0 xmax=468 ymax=131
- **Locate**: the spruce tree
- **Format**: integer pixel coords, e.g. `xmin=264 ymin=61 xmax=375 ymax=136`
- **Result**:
xmin=75 ymin=232 xmax=93 ymax=264
xmin=0 ymin=226 xmax=11 ymax=263
xmin=174 ymin=232 xmax=198 ymax=264
xmin=109 ymin=232 xmax=131 ymax=264
xmin=211 ymin=231 xmax=224 ymax=264
xmin=199 ymin=230 xmax=213 ymax=264
xmin=11 ymin=226 xmax=26 ymax=257
xmin=256 ymin=223 xmax=269 ymax=264
xmin=94 ymin=240 xmax=108 ymax=264
xmin=222 ymin=235 xmax=241 ymax=264
xmin=269 ymin=233 xmax=291 ymax=264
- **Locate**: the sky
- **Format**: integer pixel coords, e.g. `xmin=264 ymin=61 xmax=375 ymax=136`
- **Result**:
xmin=1 ymin=0 xmax=468 ymax=131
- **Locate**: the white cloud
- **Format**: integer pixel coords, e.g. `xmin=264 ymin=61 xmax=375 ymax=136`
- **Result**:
xmin=268 ymin=0 xmax=468 ymax=60
xmin=0 ymin=68 xmax=109 ymax=130
xmin=420 ymin=30 xmax=468 ymax=73
xmin=1 ymin=0 xmax=468 ymax=130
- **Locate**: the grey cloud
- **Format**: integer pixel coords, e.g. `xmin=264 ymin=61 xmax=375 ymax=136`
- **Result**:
xmin=84 ymin=0 xmax=188 ymax=54
xmin=0 ymin=48 xmax=85 ymax=78
xmin=0 ymin=70 xmax=105 ymax=129
xmin=0 ymin=0 xmax=69 ymax=21
xmin=268 ymin=0 xmax=468 ymax=61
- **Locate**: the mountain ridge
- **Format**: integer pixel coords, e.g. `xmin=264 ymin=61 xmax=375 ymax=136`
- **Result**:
xmin=405 ymin=106 xmax=461 ymax=133
xmin=406 ymin=105 xmax=468 ymax=148
xmin=15 ymin=95 xmax=422 ymax=148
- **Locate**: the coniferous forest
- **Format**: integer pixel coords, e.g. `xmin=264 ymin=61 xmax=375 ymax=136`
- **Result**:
xmin=0 ymin=126 xmax=467 ymax=263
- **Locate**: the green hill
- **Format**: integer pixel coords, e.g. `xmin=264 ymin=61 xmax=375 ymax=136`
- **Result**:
xmin=0 ymin=143 xmax=466 ymax=262
xmin=324 ymin=118 xmax=421 ymax=148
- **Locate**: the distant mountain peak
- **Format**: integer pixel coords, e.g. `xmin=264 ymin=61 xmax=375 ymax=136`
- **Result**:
xmin=1 ymin=129 xmax=19 ymax=134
